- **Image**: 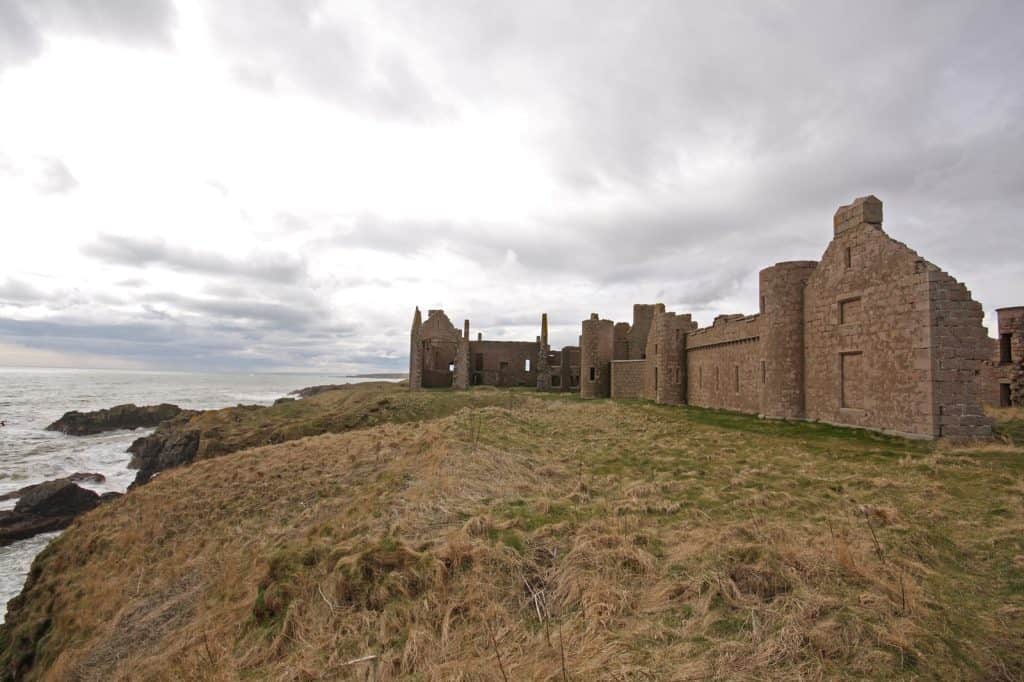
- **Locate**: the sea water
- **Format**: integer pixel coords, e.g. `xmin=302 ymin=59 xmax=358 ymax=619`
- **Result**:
xmin=0 ymin=368 xmax=382 ymax=621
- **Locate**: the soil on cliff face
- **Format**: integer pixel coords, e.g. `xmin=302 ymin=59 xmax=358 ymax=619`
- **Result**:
xmin=3 ymin=386 xmax=1023 ymax=681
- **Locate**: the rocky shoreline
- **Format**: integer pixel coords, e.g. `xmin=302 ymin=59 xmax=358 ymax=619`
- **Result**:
xmin=5 ymin=383 xmax=391 ymax=545
xmin=0 ymin=477 xmax=120 ymax=546
xmin=45 ymin=403 xmax=188 ymax=436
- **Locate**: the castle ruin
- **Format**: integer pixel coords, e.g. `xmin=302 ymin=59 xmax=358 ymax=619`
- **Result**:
xmin=409 ymin=196 xmax=1020 ymax=439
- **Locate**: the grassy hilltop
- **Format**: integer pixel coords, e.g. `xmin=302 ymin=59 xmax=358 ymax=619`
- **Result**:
xmin=3 ymin=385 xmax=1023 ymax=680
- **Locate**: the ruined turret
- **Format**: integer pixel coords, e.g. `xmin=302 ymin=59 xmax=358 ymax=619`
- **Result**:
xmin=536 ymin=313 xmax=552 ymax=391
xmin=409 ymin=307 xmax=423 ymax=390
xmin=759 ymin=261 xmax=817 ymax=419
xmin=580 ymin=313 xmax=613 ymax=399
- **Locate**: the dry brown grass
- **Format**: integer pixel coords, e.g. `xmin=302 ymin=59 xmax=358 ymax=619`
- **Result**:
xmin=3 ymin=388 xmax=1024 ymax=680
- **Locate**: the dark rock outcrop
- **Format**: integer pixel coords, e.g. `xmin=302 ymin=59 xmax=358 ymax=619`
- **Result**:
xmin=0 ymin=480 xmax=114 ymax=545
xmin=46 ymin=403 xmax=186 ymax=436
xmin=273 ymin=397 xmax=296 ymax=406
xmin=0 ymin=473 xmax=105 ymax=502
xmin=127 ymin=427 xmax=201 ymax=487
xmin=288 ymin=384 xmax=350 ymax=399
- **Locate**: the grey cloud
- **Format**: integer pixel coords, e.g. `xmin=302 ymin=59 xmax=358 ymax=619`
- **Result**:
xmin=0 ymin=2 xmax=41 ymax=68
xmin=83 ymin=234 xmax=307 ymax=284
xmin=0 ymin=278 xmax=47 ymax=305
xmin=34 ymin=157 xmax=77 ymax=194
xmin=209 ymin=0 xmax=446 ymax=121
xmin=0 ymin=0 xmax=175 ymax=70
xmin=142 ymin=291 xmax=325 ymax=329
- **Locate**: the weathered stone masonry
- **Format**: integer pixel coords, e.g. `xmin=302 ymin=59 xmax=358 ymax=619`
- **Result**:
xmin=410 ymin=196 xmax=1017 ymax=439
xmin=409 ymin=310 xmax=580 ymax=392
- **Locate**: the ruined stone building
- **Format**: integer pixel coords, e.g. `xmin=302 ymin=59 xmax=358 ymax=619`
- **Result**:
xmin=981 ymin=306 xmax=1024 ymax=408
xmin=409 ymin=196 xmax=1019 ymax=439
xmin=409 ymin=309 xmax=581 ymax=390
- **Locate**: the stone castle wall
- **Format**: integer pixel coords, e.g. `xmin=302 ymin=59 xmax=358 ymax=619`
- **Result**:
xmin=468 ymin=340 xmax=538 ymax=387
xmin=802 ymin=206 xmax=935 ymax=437
xmin=643 ymin=308 xmax=696 ymax=405
xmin=610 ymin=360 xmax=645 ymax=398
xmin=685 ymin=314 xmax=763 ymax=414
xmin=410 ymin=195 xmax=1010 ymax=439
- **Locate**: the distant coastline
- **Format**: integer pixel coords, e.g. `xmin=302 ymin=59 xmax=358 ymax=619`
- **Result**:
xmin=346 ymin=372 xmax=406 ymax=379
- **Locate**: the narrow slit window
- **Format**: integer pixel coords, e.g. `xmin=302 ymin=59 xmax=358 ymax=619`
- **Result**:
xmin=589 ymin=367 xmax=596 ymax=382
xmin=844 ymin=246 xmax=852 ymax=268
xmin=761 ymin=360 xmax=766 ymax=384
xmin=734 ymin=365 xmax=740 ymax=393
xmin=1000 ymin=333 xmax=1013 ymax=364
xmin=525 ymin=358 xmax=531 ymax=372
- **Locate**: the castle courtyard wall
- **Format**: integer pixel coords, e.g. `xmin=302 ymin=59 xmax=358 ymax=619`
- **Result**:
xmin=685 ymin=315 xmax=763 ymax=414
xmin=610 ymin=360 xmax=646 ymax=398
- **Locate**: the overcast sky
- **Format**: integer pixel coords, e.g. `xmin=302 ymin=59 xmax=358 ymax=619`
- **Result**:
xmin=0 ymin=1 xmax=1021 ymax=373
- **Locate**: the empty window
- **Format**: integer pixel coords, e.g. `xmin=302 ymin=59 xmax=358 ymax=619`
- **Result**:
xmin=1000 ymin=383 xmax=1011 ymax=407
xmin=840 ymin=352 xmax=864 ymax=409
xmin=840 ymin=297 xmax=862 ymax=325
xmin=448 ymin=362 xmax=455 ymax=372
xmin=589 ymin=367 xmax=596 ymax=381
xmin=654 ymin=344 xmax=659 ymax=354
xmin=761 ymin=360 xmax=766 ymax=384
xmin=654 ymin=367 xmax=658 ymax=391
xmin=699 ymin=366 xmax=703 ymax=388
xmin=844 ymin=246 xmax=852 ymax=268
xmin=734 ymin=365 xmax=740 ymax=393
xmin=525 ymin=358 xmax=532 ymax=371
xmin=1000 ymin=334 xmax=1013 ymax=364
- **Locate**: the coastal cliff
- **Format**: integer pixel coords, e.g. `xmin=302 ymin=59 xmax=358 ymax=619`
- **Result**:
xmin=2 ymin=386 xmax=1022 ymax=680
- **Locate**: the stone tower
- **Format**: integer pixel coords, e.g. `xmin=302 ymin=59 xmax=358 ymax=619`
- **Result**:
xmin=454 ymin=319 xmax=471 ymax=390
xmin=759 ymin=261 xmax=817 ymax=419
xmin=536 ymin=313 xmax=552 ymax=391
xmin=580 ymin=313 xmax=614 ymax=399
xmin=409 ymin=307 xmax=423 ymax=390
